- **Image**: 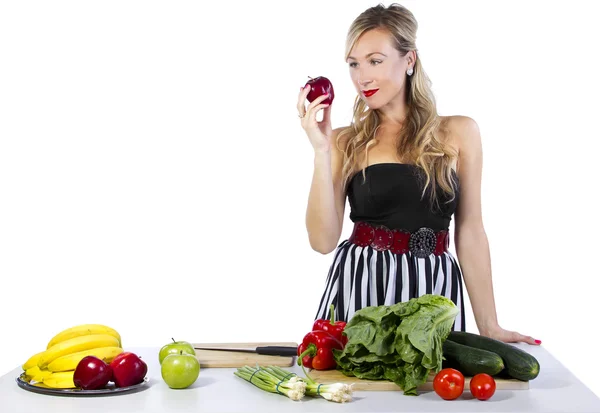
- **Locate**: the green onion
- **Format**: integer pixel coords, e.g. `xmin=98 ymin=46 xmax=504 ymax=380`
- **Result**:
xmin=234 ymin=365 xmax=306 ymax=401
xmin=257 ymin=365 xmax=354 ymax=403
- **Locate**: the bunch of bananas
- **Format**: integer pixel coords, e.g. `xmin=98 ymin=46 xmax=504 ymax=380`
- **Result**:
xmin=21 ymin=324 xmax=123 ymax=389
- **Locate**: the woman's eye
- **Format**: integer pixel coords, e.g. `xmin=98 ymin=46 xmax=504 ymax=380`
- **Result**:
xmin=349 ymin=60 xmax=381 ymax=68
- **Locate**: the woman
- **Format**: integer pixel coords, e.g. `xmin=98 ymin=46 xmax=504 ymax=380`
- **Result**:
xmin=297 ymin=3 xmax=540 ymax=345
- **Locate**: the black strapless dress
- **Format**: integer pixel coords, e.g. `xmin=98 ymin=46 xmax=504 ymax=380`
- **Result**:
xmin=314 ymin=163 xmax=466 ymax=331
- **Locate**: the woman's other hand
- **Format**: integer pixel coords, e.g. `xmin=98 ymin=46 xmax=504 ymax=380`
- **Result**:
xmin=483 ymin=325 xmax=542 ymax=346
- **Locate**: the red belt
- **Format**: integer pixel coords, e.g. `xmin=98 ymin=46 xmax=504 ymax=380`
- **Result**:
xmin=348 ymin=221 xmax=449 ymax=258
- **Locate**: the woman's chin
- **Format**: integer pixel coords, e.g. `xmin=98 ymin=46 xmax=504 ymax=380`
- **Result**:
xmin=364 ymin=101 xmax=383 ymax=110
xmin=360 ymin=96 xmax=385 ymax=110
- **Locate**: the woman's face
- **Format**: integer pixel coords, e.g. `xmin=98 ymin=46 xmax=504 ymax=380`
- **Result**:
xmin=347 ymin=28 xmax=412 ymax=110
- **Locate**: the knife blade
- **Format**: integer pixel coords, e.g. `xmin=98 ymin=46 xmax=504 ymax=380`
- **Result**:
xmin=193 ymin=345 xmax=298 ymax=357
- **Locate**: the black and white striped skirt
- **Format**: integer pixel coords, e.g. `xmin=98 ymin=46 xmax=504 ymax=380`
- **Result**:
xmin=314 ymin=239 xmax=466 ymax=331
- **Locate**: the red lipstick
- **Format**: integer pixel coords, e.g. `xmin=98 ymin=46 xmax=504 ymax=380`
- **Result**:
xmin=363 ymin=89 xmax=379 ymax=97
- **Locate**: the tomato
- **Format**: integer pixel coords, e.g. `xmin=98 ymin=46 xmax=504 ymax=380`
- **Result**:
xmin=433 ymin=368 xmax=465 ymax=400
xmin=470 ymin=373 xmax=496 ymax=401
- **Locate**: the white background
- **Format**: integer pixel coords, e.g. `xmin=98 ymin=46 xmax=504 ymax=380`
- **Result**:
xmin=1 ymin=0 xmax=599 ymax=399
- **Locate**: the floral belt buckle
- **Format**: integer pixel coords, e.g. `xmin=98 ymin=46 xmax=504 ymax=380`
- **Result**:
xmin=370 ymin=225 xmax=393 ymax=251
xmin=409 ymin=227 xmax=437 ymax=258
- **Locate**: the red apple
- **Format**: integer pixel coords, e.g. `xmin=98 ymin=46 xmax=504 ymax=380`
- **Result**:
xmin=109 ymin=351 xmax=133 ymax=383
xmin=73 ymin=356 xmax=113 ymax=390
xmin=109 ymin=352 xmax=147 ymax=388
xmin=111 ymin=351 xmax=133 ymax=366
xmin=108 ymin=351 xmax=131 ymax=382
xmin=305 ymin=76 xmax=334 ymax=105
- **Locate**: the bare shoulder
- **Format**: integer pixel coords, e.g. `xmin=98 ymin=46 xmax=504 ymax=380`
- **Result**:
xmin=436 ymin=116 xmax=482 ymax=174
xmin=443 ymin=115 xmax=481 ymax=147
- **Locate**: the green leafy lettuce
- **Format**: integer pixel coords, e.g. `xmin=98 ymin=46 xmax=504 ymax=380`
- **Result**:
xmin=332 ymin=294 xmax=458 ymax=396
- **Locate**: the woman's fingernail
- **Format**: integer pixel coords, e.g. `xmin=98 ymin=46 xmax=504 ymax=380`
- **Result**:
xmin=535 ymin=339 xmax=542 ymax=344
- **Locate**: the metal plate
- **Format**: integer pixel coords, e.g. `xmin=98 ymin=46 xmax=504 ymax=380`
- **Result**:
xmin=16 ymin=373 xmax=149 ymax=397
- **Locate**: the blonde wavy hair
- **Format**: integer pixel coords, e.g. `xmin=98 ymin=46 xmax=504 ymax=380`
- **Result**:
xmin=337 ymin=3 xmax=459 ymax=210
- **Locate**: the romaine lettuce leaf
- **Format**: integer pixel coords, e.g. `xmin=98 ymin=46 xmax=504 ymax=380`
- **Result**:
xmin=332 ymin=294 xmax=458 ymax=396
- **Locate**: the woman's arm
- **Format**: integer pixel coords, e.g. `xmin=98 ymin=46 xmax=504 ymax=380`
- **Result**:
xmin=305 ymin=127 xmax=348 ymax=254
xmin=451 ymin=116 xmax=540 ymax=345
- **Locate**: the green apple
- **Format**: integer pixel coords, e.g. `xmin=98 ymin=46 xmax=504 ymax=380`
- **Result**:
xmin=159 ymin=338 xmax=196 ymax=364
xmin=161 ymin=351 xmax=200 ymax=389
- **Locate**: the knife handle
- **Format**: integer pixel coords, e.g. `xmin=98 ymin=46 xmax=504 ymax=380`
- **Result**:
xmin=255 ymin=346 xmax=298 ymax=357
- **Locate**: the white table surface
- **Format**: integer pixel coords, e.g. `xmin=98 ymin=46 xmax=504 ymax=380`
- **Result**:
xmin=1 ymin=343 xmax=599 ymax=413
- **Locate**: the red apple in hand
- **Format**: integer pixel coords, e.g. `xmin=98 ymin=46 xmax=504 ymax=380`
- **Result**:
xmin=73 ymin=356 xmax=113 ymax=390
xmin=109 ymin=352 xmax=147 ymax=388
xmin=305 ymin=76 xmax=334 ymax=105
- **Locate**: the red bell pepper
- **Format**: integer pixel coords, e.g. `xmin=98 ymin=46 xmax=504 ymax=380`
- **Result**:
xmin=312 ymin=304 xmax=348 ymax=346
xmin=297 ymin=330 xmax=344 ymax=370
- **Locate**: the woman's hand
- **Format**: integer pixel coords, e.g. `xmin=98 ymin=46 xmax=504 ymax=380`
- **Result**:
xmin=482 ymin=324 xmax=542 ymax=346
xmin=297 ymin=85 xmax=332 ymax=153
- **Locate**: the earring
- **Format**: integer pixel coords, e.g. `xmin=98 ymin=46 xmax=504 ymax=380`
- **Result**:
xmin=407 ymin=67 xmax=413 ymax=76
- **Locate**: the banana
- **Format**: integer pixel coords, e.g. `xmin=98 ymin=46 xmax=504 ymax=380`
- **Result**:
xmin=34 ymin=370 xmax=53 ymax=382
xmin=38 ymin=334 xmax=120 ymax=369
xmin=46 ymin=324 xmax=122 ymax=349
xmin=47 ymin=346 xmax=123 ymax=372
xmin=43 ymin=371 xmax=76 ymax=389
xmin=22 ymin=350 xmax=46 ymax=371
xmin=26 ymin=366 xmax=52 ymax=382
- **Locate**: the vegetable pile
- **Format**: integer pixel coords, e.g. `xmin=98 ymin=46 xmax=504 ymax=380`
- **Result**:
xmin=234 ymin=293 xmax=542 ymax=403
xmin=333 ymin=294 xmax=459 ymax=395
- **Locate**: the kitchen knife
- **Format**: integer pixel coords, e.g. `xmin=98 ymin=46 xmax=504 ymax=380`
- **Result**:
xmin=194 ymin=345 xmax=298 ymax=357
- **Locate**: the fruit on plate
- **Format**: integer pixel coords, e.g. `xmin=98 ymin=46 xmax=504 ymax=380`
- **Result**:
xmin=161 ymin=351 xmax=200 ymax=389
xmin=37 ymin=334 xmax=121 ymax=369
xmin=47 ymin=346 xmax=123 ymax=372
xmin=305 ymin=76 xmax=334 ymax=105
xmin=20 ymin=323 xmax=125 ymax=389
xmin=433 ymin=368 xmax=465 ymax=400
xmin=110 ymin=352 xmax=148 ymax=388
xmin=43 ymin=371 xmax=77 ymax=389
xmin=46 ymin=324 xmax=122 ymax=349
xmin=470 ymin=373 xmax=496 ymax=401
xmin=73 ymin=356 xmax=113 ymax=390
xmin=447 ymin=331 xmax=540 ymax=381
xmin=159 ymin=338 xmax=196 ymax=364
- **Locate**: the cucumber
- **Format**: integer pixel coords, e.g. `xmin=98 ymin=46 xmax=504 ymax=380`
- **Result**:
xmin=448 ymin=331 xmax=540 ymax=381
xmin=442 ymin=339 xmax=505 ymax=376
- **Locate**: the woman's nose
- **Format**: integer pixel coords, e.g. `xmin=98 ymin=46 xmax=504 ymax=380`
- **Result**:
xmin=358 ymin=78 xmax=373 ymax=88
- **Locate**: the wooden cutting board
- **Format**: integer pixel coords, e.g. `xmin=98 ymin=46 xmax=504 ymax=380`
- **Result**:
xmin=307 ymin=369 xmax=529 ymax=391
xmin=192 ymin=342 xmax=298 ymax=368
